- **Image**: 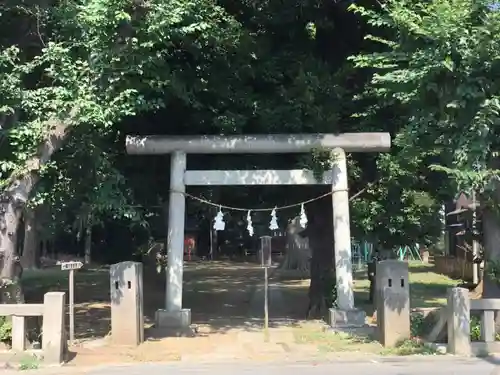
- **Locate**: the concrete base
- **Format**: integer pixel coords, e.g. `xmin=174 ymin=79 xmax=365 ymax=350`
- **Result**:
xmin=329 ymin=307 xmax=366 ymax=328
xmin=155 ymin=308 xmax=191 ymax=328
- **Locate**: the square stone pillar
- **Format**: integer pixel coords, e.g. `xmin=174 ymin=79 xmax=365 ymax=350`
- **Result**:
xmin=329 ymin=148 xmax=365 ymax=328
xmin=375 ymin=260 xmax=410 ymax=347
xmin=447 ymin=287 xmax=471 ymax=355
xmin=110 ymin=261 xmax=144 ymax=346
xmin=42 ymin=292 xmax=66 ymax=364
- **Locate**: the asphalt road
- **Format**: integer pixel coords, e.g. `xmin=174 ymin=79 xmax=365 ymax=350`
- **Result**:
xmin=78 ymin=357 xmax=500 ymax=375
xmin=5 ymin=357 xmax=500 ymax=375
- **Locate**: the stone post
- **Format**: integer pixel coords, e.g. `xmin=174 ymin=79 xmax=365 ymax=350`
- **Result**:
xmin=42 ymin=292 xmax=66 ymax=364
xmin=110 ymin=261 xmax=144 ymax=346
xmin=156 ymin=151 xmax=191 ymax=328
xmin=481 ymin=309 xmax=496 ymax=343
xmin=447 ymin=287 xmax=471 ymax=356
xmin=331 ymin=148 xmax=354 ymax=310
xmin=375 ymin=260 xmax=410 ymax=347
xmin=11 ymin=316 xmax=26 ymax=351
xmin=329 ymin=148 xmax=365 ymax=327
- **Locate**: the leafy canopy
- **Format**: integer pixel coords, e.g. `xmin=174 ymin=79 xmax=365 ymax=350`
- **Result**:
xmin=350 ymin=0 xmax=500 ymax=195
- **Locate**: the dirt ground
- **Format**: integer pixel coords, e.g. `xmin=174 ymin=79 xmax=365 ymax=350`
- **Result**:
xmin=23 ymin=260 xmax=267 ymax=336
xmin=22 ymin=260 xmax=311 ymax=366
xmin=16 ymin=259 xmax=459 ymax=368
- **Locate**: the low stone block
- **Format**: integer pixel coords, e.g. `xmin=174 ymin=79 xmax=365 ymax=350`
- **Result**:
xmin=11 ymin=316 xmax=26 ymax=351
xmin=42 ymin=292 xmax=66 ymax=364
xmin=329 ymin=308 xmax=366 ymax=328
xmin=156 ymin=308 xmax=191 ymax=328
xmin=447 ymin=287 xmax=471 ymax=356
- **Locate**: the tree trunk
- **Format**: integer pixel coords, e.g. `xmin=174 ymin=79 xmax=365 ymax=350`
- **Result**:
xmin=280 ymin=216 xmax=311 ymax=273
xmin=37 ymin=203 xmax=52 ymax=261
xmin=41 ymin=239 xmax=48 ymax=258
xmin=480 ymin=206 xmax=500 ymax=333
xmin=84 ymin=225 xmax=92 ymax=265
xmin=21 ymin=207 xmax=40 ymax=269
xmin=0 ymin=200 xmax=21 ymax=280
xmin=304 ymin=198 xmax=335 ymax=319
xmin=0 ymin=199 xmax=25 ymax=304
xmin=481 ymin=208 xmax=500 ymax=296
xmin=0 ymin=120 xmax=69 ymax=303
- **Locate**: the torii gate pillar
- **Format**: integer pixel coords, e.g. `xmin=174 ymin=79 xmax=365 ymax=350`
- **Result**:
xmin=126 ymin=133 xmax=391 ymax=329
xmin=331 ymin=148 xmax=354 ymax=310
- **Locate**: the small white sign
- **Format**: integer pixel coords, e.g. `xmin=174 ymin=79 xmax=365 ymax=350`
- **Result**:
xmin=60 ymin=261 xmax=83 ymax=271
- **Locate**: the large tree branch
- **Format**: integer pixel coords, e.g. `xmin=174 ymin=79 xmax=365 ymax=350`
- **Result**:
xmin=4 ymin=119 xmax=70 ymax=203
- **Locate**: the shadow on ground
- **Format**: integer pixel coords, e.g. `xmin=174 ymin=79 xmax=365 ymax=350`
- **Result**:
xmin=21 ymin=259 xmax=460 ymax=340
xmin=17 ymin=259 xmax=463 ymax=368
xmin=22 ymin=260 xmax=280 ymax=341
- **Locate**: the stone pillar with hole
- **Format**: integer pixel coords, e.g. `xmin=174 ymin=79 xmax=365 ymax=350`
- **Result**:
xmin=110 ymin=261 xmax=144 ymax=346
xmin=375 ymin=260 xmax=410 ymax=347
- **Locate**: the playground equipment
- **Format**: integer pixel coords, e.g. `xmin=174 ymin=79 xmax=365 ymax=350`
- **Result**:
xmin=396 ymin=244 xmax=422 ymax=261
xmin=351 ymin=240 xmax=423 ymax=265
xmin=351 ymin=240 xmax=373 ymax=268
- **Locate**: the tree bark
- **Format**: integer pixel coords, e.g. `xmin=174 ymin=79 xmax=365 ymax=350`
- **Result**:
xmin=37 ymin=203 xmax=52 ymax=261
xmin=0 ymin=120 xmax=69 ymax=301
xmin=21 ymin=207 xmax=40 ymax=269
xmin=481 ymin=208 xmax=500 ymax=296
xmin=83 ymin=224 xmax=92 ymax=265
xmin=0 ymin=200 xmax=21 ymax=280
xmin=304 ymin=198 xmax=335 ymax=319
xmin=280 ymin=216 xmax=311 ymax=272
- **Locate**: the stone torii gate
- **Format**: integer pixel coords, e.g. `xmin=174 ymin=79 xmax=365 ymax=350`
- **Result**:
xmin=126 ymin=133 xmax=391 ymax=328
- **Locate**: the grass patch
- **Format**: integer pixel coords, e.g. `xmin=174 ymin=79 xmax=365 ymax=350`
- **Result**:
xmin=293 ymin=323 xmax=439 ymax=356
xmin=294 ymin=261 xmax=456 ymax=358
xmin=293 ymin=327 xmax=380 ymax=353
xmin=23 ymin=268 xmax=108 ymax=290
xmin=380 ymin=338 xmax=437 ymax=356
xmin=354 ymin=261 xmax=459 ymax=310
xmin=22 ymin=268 xmax=109 ymax=303
xmin=407 ymin=262 xmax=459 ymax=307
xmin=19 ymin=267 xmax=112 ymax=342
xmin=18 ymin=355 xmax=40 ymax=371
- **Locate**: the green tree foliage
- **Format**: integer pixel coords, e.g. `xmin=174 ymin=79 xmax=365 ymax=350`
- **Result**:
xmin=0 ymin=0 xmax=453 ymax=292
xmin=0 ymin=0 xmax=249 ymax=280
xmin=349 ymin=0 xmax=500 ymax=193
xmin=350 ymin=153 xmax=443 ymax=249
xmin=349 ymin=0 xmax=500 ymax=299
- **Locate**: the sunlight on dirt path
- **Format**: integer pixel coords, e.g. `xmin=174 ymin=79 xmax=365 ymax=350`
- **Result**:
xmin=21 ymin=260 xmax=460 ymax=369
xmin=65 ymin=260 xmax=280 ymax=366
xmin=66 ymin=264 xmax=377 ymax=367
xmin=67 ymin=323 xmax=339 ymax=366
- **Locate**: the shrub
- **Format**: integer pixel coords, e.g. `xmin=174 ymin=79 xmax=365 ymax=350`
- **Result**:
xmin=0 ymin=316 xmax=12 ymax=343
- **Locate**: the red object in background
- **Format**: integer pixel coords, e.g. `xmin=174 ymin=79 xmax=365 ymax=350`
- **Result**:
xmin=184 ymin=236 xmax=196 ymax=261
